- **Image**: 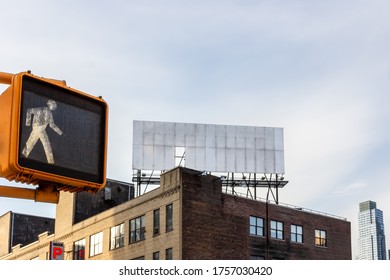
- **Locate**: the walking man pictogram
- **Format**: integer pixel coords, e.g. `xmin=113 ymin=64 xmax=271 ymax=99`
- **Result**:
xmin=22 ymin=100 xmax=63 ymax=164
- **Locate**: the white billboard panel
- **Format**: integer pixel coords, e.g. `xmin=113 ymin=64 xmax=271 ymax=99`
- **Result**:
xmin=132 ymin=120 xmax=285 ymax=174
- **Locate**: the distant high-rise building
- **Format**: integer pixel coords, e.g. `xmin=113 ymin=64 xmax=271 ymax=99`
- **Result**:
xmin=358 ymin=201 xmax=387 ymax=260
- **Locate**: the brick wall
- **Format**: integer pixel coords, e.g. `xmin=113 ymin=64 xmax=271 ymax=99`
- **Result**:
xmin=180 ymin=168 xmax=351 ymax=260
xmin=181 ymin=169 xmax=248 ymax=259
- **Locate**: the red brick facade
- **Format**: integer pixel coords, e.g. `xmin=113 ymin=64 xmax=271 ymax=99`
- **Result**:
xmin=180 ymin=168 xmax=351 ymax=260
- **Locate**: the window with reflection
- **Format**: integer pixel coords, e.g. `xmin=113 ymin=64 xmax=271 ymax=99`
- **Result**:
xmin=249 ymin=216 xmax=264 ymax=236
xmin=90 ymin=232 xmax=103 ymax=257
xmin=73 ymin=238 xmax=86 ymax=260
xmin=291 ymin=225 xmax=303 ymax=243
xmin=110 ymin=223 xmax=125 ymax=250
xmin=166 ymin=204 xmax=173 ymax=232
xmin=130 ymin=216 xmax=145 ymax=243
xmin=315 ymin=229 xmax=327 ymax=247
xmin=270 ymin=220 xmax=284 ymax=240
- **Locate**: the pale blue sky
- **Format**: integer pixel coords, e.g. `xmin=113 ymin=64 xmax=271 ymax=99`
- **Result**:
xmin=1 ymin=0 xmax=390 ymax=258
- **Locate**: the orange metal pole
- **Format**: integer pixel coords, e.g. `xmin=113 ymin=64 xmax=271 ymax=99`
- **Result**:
xmin=0 ymin=185 xmax=59 ymax=203
xmin=0 ymin=185 xmax=35 ymax=200
xmin=0 ymin=72 xmax=13 ymax=85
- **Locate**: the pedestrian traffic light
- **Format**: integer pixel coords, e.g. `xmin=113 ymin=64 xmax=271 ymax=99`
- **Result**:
xmin=0 ymin=71 xmax=108 ymax=193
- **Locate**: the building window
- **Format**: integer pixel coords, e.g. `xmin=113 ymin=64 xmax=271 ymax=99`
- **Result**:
xmin=270 ymin=220 xmax=284 ymax=240
xmin=249 ymin=216 xmax=264 ymax=236
xmin=90 ymin=232 xmax=103 ymax=257
xmin=291 ymin=225 xmax=303 ymax=243
xmin=130 ymin=215 xmax=145 ymax=243
xmin=132 ymin=256 xmax=145 ymax=260
xmin=73 ymin=239 xmax=86 ymax=260
xmin=166 ymin=248 xmax=173 ymax=260
xmin=153 ymin=209 xmax=160 ymax=235
xmin=153 ymin=251 xmax=160 ymax=260
xmin=110 ymin=223 xmax=125 ymax=250
xmin=315 ymin=229 xmax=327 ymax=247
xmin=166 ymin=204 xmax=173 ymax=232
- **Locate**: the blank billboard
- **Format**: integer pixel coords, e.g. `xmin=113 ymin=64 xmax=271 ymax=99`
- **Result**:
xmin=132 ymin=120 xmax=285 ymax=174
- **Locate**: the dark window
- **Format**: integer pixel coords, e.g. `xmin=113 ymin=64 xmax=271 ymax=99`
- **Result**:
xmin=153 ymin=209 xmax=160 ymax=235
xmin=166 ymin=248 xmax=173 ymax=260
xmin=130 ymin=216 xmax=145 ymax=243
xmin=166 ymin=204 xmax=173 ymax=232
xmin=153 ymin=251 xmax=160 ymax=260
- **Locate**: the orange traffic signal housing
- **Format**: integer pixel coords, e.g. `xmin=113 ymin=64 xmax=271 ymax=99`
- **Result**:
xmin=0 ymin=71 xmax=108 ymax=195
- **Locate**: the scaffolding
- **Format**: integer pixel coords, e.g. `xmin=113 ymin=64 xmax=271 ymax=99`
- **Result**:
xmin=132 ymin=169 xmax=288 ymax=204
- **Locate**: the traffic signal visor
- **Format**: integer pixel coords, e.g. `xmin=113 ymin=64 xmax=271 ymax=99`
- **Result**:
xmin=0 ymin=71 xmax=108 ymax=193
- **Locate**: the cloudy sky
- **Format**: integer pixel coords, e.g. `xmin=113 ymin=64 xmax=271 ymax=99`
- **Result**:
xmin=1 ymin=0 xmax=390 ymax=258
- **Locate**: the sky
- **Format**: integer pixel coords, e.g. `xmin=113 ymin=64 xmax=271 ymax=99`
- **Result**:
xmin=1 ymin=0 xmax=390 ymax=259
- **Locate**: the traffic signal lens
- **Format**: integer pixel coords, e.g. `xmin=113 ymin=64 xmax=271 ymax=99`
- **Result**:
xmin=18 ymin=75 xmax=107 ymax=184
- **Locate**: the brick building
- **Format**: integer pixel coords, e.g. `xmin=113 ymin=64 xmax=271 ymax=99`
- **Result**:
xmin=0 ymin=167 xmax=351 ymax=260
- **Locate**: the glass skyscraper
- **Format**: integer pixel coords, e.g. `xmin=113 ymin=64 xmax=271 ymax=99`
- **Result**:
xmin=358 ymin=201 xmax=387 ymax=260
